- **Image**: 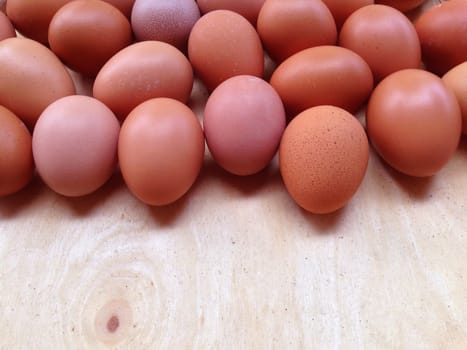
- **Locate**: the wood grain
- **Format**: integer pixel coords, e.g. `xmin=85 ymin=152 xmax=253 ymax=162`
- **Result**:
xmin=1 ymin=1 xmax=466 ymax=349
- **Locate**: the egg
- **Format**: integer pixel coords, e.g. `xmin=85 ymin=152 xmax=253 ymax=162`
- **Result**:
xmin=131 ymin=0 xmax=200 ymax=51
xmin=118 ymin=98 xmax=205 ymax=206
xmin=321 ymin=0 xmax=373 ymax=30
xmin=0 ymin=11 xmax=16 ymax=41
xmin=196 ymin=0 xmax=265 ymax=25
xmin=415 ymin=0 xmax=467 ymax=75
xmin=0 ymin=38 xmax=75 ymax=128
xmin=339 ymin=4 xmax=421 ymax=82
xmin=188 ymin=10 xmax=264 ymax=91
xmin=367 ymin=69 xmax=461 ymax=177
xmin=203 ymin=75 xmax=286 ymax=176
xmin=103 ymin=0 xmax=135 ymax=18
xmin=279 ymin=105 xmax=369 ymax=214
xmin=270 ymin=45 xmax=373 ymax=118
xmin=32 ymin=96 xmax=120 ymax=197
xmin=0 ymin=105 xmax=34 ymax=196
xmin=6 ymin=0 xmax=72 ymax=45
xmin=375 ymin=0 xmax=425 ymax=12
xmin=48 ymin=0 xmax=132 ymax=77
xmin=443 ymin=62 xmax=467 ymax=136
xmin=93 ymin=41 xmax=193 ymax=121
xmin=257 ymin=0 xmax=337 ymax=63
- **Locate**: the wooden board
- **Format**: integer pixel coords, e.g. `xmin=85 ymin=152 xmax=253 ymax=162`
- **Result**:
xmin=1 ymin=1 xmax=466 ymax=349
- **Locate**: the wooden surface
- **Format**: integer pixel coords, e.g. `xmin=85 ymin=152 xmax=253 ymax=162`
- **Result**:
xmin=1 ymin=1 xmax=467 ymax=349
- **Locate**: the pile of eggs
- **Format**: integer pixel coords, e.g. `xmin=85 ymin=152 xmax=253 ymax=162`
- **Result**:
xmin=0 ymin=0 xmax=466 ymax=214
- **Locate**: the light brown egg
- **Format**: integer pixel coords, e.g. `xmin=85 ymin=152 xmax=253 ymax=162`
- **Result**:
xmin=321 ymin=0 xmax=373 ymax=30
xmin=0 ymin=105 xmax=34 ymax=196
xmin=0 ymin=37 xmax=76 ymax=128
xmin=203 ymin=75 xmax=286 ymax=176
xmin=32 ymin=96 xmax=120 ymax=197
xmin=339 ymin=4 xmax=421 ymax=82
xmin=279 ymin=105 xmax=369 ymax=214
xmin=196 ymin=0 xmax=265 ymax=25
xmin=118 ymin=98 xmax=205 ymax=206
xmin=443 ymin=62 xmax=467 ymax=135
xmin=257 ymin=0 xmax=337 ymax=63
xmin=415 ymin=0 xmax=467 ymax=75
xmin=0 ymin=11 xmax=16 ymax=41
xmin=270 ymin=45 xmax=373 ymax=118
xmin=6 ymin=0 xmax=72 ymax=45
xmin=103 ymin=0 xmax=135 ymax=18
xmin=93 ymin=41 xmax=193 ymax=121
xmin=188 ymin=10 xmax=264 ymax=91
xmin=376 ymin=0 xmax=425 ymax=12
xmin=367 ymin=69 xmax=461 ymax=177
xmin=49 ymin=0 xmax=132 ymax=77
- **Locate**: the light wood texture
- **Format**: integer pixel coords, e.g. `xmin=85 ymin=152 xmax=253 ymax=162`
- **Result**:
xmin=1 ymin=1 xmax=466 ymax=349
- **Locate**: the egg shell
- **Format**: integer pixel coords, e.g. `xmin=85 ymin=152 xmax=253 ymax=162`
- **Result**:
xmin=93 ymin=41 xmax=193 ymax=121
xmin=6 ymin=0 xmax=72 ymax=44
xmin=270 ymin=45 xmax=373 ymax=118
xmin=32 ymin=95 xmax=120 ymax=197
xmin=339 ymin=4 xmax=421 ymax=82
xmin=203 ymin=75 xmax=286 ymax=176
xmin=415 ymin=0 xmax=467 ymax=75
xmin=376 ymin=0 xmax=425 ymax=12
xmin=103 ymin=0 xmax=135 ymax=18
xmin=118 ymin=98 xmax=205 ymax=206
xmin=0 ymin=37 xmax=76 ymax=128
xmin=188 ymin=10 xmax=264 ymax=91
xmin=257 ymin=0 xmax=337 ymax=63
xmin=0 ymin=11 xmax=16 ymax=41
xmin=196 ymin=0 xmax=265 ymax=25
xmin=367 ymin=69 xmax=462 ymax=177
xmin=443 ymin=62 xmax=467 ymax=135
xmin=0 ymin=105 xmax=34 ymax=196
xmin=279 ymin=105 xmax=369 ymax=214
xmin=48 ymin=0 xmax=132 ymax=77
xmin=321 ymin=0 xmax=373 ymax=30
xmin=131 ymin=0 xmax=200 ymax=51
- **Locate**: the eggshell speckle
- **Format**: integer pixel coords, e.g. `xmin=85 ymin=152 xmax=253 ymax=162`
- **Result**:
xmin=279 ymin=105 xmax=369 ymax=214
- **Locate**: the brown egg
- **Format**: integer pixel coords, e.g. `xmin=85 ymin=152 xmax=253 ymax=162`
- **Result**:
xmin=32 ymin=96 xmax=120 ymax=197
xmin=443 ymin=62 xmax=467 ymax=136
xmin=270 ymin=45 xmax=373 ymax=118
xmin=0 ymin=38 xmax=75 ymax=128
xmin=49 ymin=0 xmax=132 ymax=77
xmin=339 ymin=4 xmax=421 ymax=82
xmin=376 ymin=0 xmax=425 ymax=12
xmin=93 ymin=41 xmax=193 ymax=121
xmin=367 ymin=69 xmax=461 ymax=177
xmin=0 ymin=11 xmax=16 ymax=41
xmin=131 ymin=0 xmax=200 ymax=51
xmin=321 ymin=0 xmax=373 ymax=30
xmin=415 ymin=0 xmax=467 ymax=76
xmin=118 ymin=98 xmax=205 ymax=206
xmin=188 ymin=10 xmax=264 ymax=91
xmin=0 ymin=105 xmax=34 ymax=196
xmin=257 ymin=0 xmax=337 ymax=63
xmin=203 ymin=75 xmax=286 ymax=176
xmin=103 ymin=0 xmax=135 ymax=18
xmin=196 ymin=0 xmax=265 ymax=25
xmin=6 ymin=0 xmax=72 ymax=45
xmin=279 ymin=105 xmax=369 ymax=214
